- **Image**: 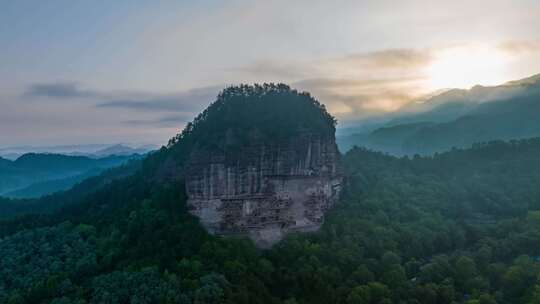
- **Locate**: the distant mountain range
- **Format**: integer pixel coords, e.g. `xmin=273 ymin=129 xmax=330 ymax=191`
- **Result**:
xmin=90 ymin=144 xmax=157 ymax=158
xmin=0 ymin=143 xmax=157 ymax=160
xmin=0 ymin=153 xmax=142 ymax=198
xmin=338 ymin=73 xmax=540 ymax=155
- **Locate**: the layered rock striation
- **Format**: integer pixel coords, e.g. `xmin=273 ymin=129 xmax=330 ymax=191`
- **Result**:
xmin=185 ymin=133 xmax=342 ymax=247
xmin=169 ymin=84 xmax=342 ymax=247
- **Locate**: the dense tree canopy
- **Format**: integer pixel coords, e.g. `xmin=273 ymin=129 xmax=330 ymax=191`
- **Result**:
xmin=2 ymin=138 xmax=540 ymax=303
xmin=141 ymin=83 xmax=338 ymax=177
xmin=167 ymin=84 xmax=336 ymax=151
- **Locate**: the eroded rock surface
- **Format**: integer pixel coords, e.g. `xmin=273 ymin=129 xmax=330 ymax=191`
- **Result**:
xmin=185 ymin=133 xmax=342 ymax=247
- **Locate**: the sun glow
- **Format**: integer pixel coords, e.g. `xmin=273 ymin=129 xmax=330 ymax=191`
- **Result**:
xmin=425 ymin=45 xmax=510 ymax=90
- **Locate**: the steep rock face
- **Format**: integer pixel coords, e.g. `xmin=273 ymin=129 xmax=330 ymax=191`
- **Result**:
xmin=185 ymin=133 xmax=342 ymax=247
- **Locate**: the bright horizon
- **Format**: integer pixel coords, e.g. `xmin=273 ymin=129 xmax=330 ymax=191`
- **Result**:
xmin=2 ymin=1 xmax=540 ymax=147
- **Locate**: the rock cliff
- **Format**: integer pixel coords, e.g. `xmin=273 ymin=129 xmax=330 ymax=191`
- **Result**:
xmin=186 ymin=132 xmax=341 ymax=247
xmin=176 ymin=84 xmax=342 ymax=247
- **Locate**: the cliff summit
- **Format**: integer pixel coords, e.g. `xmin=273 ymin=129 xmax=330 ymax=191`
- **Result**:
xmin=170 ymin=84 xmax=342 ymax=247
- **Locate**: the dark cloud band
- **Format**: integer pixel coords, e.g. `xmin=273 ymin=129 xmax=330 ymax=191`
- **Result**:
xmin=23 ymin=82 xmax=220 ymax=114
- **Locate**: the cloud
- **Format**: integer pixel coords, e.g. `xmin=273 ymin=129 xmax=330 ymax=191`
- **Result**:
xmin=24 ymin=82 xmax=104 ymax=99
xmin=294 ymin=76 xmax=425 ymax=91
xmin=96 ymin=86 xmax=219 ymax=113
xmin=234 ymin=48 xmax=434 ymax=119
xmin=238 ymin=48 xmax=433 ymax=80
xmin=332 ymin=49 xmax=433 ymax=70
xmin=294 ymin=78 xmax=421 ymax=118
xmin=122 ymin=114 xmax=194 ymax=128
xmin=98 ymin=96 xmax=197 ymax=112
xmin=498 ymin=40 xmax=540 ymax=54
xmin=23 ymin=82 xmax=220 ymax=114
xmin=235 ymin=60 xmax=309 ymax=80
xmin=294 ymin=77 xmax=424 ymax=108
xmin=20 ymin=48 xmax=436 ymax=124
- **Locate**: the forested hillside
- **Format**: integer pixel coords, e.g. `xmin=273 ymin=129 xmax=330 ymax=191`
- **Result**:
xmin=2 ymin=138 xmax=540 ymax=303
xmin=0 ymin=160 xmax=141 ymax=221
xmin=0 ymin=153 xmax=141 ymax=198
xmin=338 ymin=75 xmax=540 ymax=155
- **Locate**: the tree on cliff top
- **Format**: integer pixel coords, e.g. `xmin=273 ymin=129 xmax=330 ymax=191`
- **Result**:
xmin=168 ymin=83 xmax=337 ymax=151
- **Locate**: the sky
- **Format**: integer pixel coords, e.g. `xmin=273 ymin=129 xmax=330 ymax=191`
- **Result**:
xmin=1 ymin=0 xmax=540 ymax=147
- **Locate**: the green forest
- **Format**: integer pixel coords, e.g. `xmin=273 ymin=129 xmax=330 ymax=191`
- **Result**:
xmin=167 ymin=84 xmax=336 ymax=149
xmin=2 ymin=137 xmax=540 ymax=303
xmin=2 ymin=85 xmax=540 ymax=304
xmin=0 ymin=153 xmax=140 ymax=199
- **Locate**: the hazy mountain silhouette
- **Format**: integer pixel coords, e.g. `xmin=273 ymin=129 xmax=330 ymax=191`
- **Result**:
xmin=91 ymin=144 xmax=155 ymax=157
xmin=0 ymin=144 xmax=157 ymax=160
xmin=0 ymin=153 xmax=141 ymax=198
xmin=339 ymin=73 xmax=540 ymax=154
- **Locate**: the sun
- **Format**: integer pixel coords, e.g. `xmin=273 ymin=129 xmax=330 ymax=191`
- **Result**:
xmin=425 ymin=45 xmax=510 ymax=90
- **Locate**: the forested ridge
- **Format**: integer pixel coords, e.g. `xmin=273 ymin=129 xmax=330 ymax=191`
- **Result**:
xmin=0 ymin=153 xmax=141 ymax=199
xmin=2 ymin=137 xmax=540 ymax=303
xmin=338 ymin=77 xmax=540 ymax=155
xmin=167 ymin=84 xmax=336 ymax=149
